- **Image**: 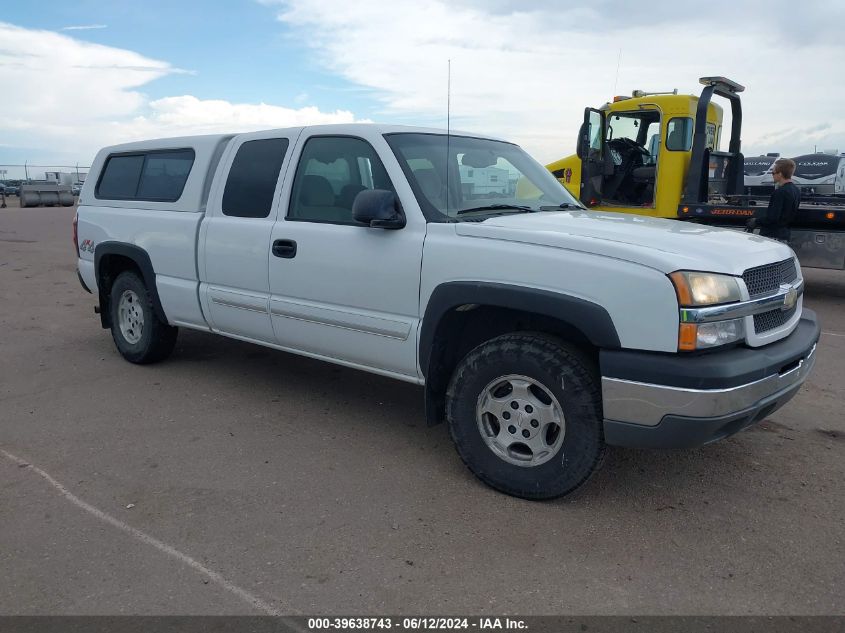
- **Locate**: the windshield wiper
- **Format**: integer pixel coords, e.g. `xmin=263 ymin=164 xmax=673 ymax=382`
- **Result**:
xmin=538 ymin=202 xmax=586 ymax=211
xmin=455 ymin=204 xmax=535 ymax=216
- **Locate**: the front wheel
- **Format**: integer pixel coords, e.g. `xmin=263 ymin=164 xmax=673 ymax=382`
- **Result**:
xmin=109 ymin=271 xmax=177 ymax=364
xmin=446 ymin=333 xmax=604 ymax=500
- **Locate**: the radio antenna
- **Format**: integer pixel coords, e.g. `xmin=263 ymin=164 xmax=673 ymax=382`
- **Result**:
xmin=612 ymin=48 xmax=622 ymax=95
xmin=446 ymin=58 xmax=452 ymax=218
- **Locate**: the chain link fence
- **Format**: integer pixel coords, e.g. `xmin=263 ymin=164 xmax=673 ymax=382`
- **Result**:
xmin=1 ymin=164 xmax=91 ymax=184
xmin=1 ymin=164 xmax=92 ymax=207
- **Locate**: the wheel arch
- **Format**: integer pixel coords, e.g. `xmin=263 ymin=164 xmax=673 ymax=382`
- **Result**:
xmin=419 ymin=282 xmax=620 ymax=426
xmin=94 ymin=242 xmax=167 ymax=328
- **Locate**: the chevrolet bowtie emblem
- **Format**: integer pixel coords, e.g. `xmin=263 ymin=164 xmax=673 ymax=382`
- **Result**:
xmin=782 ymin=285 xmax=798 ymax=311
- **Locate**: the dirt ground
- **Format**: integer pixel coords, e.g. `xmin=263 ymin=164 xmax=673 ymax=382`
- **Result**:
xmin=1 ymin=198 xmax=843 ymax=615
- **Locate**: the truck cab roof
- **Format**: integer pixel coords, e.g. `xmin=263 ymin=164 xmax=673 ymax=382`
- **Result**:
xmin=82 ymin=124 xmax=507 ymax=213
xmin=97 ymin=124 xmax=503 ymax=155
xmin=603 ymin=93 xmax=724 ymax=119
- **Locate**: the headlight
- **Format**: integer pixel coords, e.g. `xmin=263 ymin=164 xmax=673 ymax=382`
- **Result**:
xmin=678 ymin=318 xmax=745 ymax=351
xmin=669 ymin=271 xmax=742 ymax=306
xmin=670 ymin=271 xmax=744 ymax=351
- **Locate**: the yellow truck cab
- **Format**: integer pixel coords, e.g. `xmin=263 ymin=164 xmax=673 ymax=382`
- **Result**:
xmin=549 ymin=77 xmax=845 ymax=270
xmin=548 ymin=77 xmax=739 ymax=217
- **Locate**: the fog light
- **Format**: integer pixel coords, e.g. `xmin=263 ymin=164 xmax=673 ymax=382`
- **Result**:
xmin=696 ymin=318 xmax=744 ymax=349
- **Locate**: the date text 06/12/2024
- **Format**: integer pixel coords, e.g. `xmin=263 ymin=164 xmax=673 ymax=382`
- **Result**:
xmin=306 ymin=618 xmax=528 ymax=630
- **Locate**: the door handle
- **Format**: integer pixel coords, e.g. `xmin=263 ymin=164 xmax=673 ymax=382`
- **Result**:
xmin=272 ymin=239 xmax=297 ymax=259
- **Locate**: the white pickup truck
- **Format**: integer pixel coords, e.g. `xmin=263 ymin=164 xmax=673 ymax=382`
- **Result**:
xmin=75 ymin=124 xmax=819 ymax=499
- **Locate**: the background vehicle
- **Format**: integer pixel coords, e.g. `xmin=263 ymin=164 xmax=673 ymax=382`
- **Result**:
xmin=792 ymin=152 xmax=845 ymax=194
xmin=548 ymin=77 xmax=845 ymax=270
xmin=745 ymin=151 xmax=845 ymax=196
xmin=744 ymin=153 xmax=779 ymax=195
xmin=75 ymin=124 xmax=818 ymax=499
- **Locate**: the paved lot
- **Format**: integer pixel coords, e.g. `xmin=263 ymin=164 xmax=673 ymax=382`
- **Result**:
xmin=1 ymin=199 xmax=843 ymax=615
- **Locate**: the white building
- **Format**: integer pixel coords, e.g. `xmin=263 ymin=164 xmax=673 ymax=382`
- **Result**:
xmin=459 ymin=164 xmax=511 ymax=195
xmin=44 ymin=171 xmax=87 ymax=185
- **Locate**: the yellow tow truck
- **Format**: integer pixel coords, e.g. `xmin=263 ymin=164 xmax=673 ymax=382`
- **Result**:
xmin=547 ymin=77 xmax=845 ymax=269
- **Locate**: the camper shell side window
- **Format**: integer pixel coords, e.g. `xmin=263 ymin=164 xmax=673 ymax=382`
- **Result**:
xmin=95 ymin=149 xmax=196 ymax=202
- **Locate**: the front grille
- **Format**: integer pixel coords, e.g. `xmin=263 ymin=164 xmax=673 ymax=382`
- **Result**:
xmin=742 ymin=258 xmax=798 ymax=298
xmin=754 ymin=305 xmax=797 ymax=334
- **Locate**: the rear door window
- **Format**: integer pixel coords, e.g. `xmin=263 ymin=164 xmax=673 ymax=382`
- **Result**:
xmin=222 ymin=138 xmax=289 ymax=218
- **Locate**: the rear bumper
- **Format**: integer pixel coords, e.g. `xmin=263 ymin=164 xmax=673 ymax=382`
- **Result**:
xmin=601 ymin=310 xmax=820 ymax=448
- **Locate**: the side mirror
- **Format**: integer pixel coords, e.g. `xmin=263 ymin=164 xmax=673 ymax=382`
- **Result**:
xmin=352 ymin=189 xmax=406 ymax=230
xmin=576 ymin=121 xmax=588 ymax=159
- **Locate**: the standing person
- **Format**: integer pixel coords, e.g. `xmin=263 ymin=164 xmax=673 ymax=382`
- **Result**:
xmin=749 ymin=158 xmax=800 ymax=241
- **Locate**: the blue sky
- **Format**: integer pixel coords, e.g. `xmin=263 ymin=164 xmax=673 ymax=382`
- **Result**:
xmin=1 ymin=0 xmax=844 ymax=176
xmin=1 ymin=0 xmax=376 ymax=116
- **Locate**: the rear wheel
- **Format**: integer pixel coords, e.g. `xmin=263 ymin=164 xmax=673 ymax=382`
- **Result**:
xmin=446 ymin=333 xmax=604 ymax=500
xmin=109 ymin=271 xmax=177 ymax=364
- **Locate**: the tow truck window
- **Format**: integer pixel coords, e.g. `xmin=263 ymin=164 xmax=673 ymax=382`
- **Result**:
xmin=666 ymin=118 xmax=693 ymax=151
xmin=588 ymin=110 xmax=602 ymax=152
xmin=606 ymin=114 xmax=640 ymax=143
xmin=644 ymin=120 xmax=660 ymax=164
xmin=606 ymin=112 xmax=661 ymax=166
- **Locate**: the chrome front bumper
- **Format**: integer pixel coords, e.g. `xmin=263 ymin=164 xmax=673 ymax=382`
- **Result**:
xmin=602 ymin=343 xmax=815 ymax=427
xmin=600 ymin=310 xmax=820 ymax=448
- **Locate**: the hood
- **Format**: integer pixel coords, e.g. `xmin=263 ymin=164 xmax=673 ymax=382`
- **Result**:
xmin=455 ymin=210 xmax=793 ymax=275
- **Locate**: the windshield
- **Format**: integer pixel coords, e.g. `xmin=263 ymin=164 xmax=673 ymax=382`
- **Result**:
xmin=385 ymin=133 xmax=583 ymax=220
xmin=606 ymin=111 xmax=661 ymax=165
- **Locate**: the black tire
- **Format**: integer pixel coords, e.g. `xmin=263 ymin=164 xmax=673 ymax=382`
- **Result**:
xmin=446 ymin=333 xmax=605 ymax=500
xmin=109 ymin=271 xmax=177 ymax=364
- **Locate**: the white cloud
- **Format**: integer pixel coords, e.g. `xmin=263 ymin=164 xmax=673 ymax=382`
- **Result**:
xmin=117 ymin=95 xmax=361 ymax=139
xmin=60 ymin=24 xmax=108 ymax=31
xmin=270 ymin=0 xmax=845 ymax=162
xmin=0 ymin=22 xmax=364 ymax=164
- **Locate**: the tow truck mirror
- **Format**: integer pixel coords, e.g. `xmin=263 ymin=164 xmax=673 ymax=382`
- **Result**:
xmin=576 ymin=121 xmax=588 ymax=160
xmin=352 ymin=189 xmax=406 ymax=230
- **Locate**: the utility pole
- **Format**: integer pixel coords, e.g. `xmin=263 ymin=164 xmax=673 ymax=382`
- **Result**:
xmin=24 ymin=161 xmax=29 ymax=181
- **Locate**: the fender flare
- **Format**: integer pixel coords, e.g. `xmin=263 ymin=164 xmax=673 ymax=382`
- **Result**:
xmin=419 ymin=281 xmax=621 ymax=377
xmin=94 ymin=242 xmax=167 ymax=327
